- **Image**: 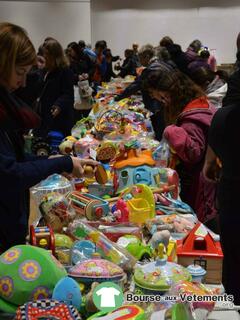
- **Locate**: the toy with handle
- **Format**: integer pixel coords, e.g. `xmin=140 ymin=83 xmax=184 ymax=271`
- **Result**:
xmin=106 ymin=185 xmax=176 ymax=203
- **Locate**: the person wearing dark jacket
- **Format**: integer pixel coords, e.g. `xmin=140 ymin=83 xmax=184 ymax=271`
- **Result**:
xmin=67 ymin=42 xmax=95 ymax=84
xmin=222 ymin=68 xmax=240 ymax=107
xmin=160 ymin=37 xmax=189 ymax=74
xmin=0 ymin=22 xmax=98 ymax=252
xmin=33 ymin=39 xmax=74 ymax=138
xmin=104 ymin=48 xmax=118 ymax=82
xmin=204 ymin=104 xmax=240 ymax=305
xmin=116 ymin=49 xmax=137 ymax=78
xmin=115 ymin=45 xmax=174 ymax=140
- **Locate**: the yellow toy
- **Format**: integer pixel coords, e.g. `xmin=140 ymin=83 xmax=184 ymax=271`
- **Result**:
xmin=114 ymin=184 xmax=155 ymax=225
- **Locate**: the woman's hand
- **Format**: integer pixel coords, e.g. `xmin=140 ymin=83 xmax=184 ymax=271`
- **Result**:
xmin=51 ymin=105 xmax=61 ymax=118
xmin=70 ymin=157 xmax=99 ymax=178
xmin=203 ymin=146 xmax=220 ymax=182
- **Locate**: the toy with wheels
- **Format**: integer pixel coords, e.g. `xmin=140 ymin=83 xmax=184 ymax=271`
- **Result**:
xmin=67 ymin=192 xmax=109 ymax=221
xmin=87 ymin=305 xmax=145 ymax=320
xmin=114 ymin=184 xmax=155 ymax=224
xmin=30 ymin=225 xmax=55 ymax=256
xmin=31 ymin=136 xmax=51 ymax=156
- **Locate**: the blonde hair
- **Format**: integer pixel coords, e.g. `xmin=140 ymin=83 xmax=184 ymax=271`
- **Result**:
xmin=0 ymin=22 xmax=36 ymax=83
xmin=43 ymin=39 xmax=69 ymax=69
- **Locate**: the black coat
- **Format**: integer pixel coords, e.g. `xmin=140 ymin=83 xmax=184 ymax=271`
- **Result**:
xmin=34 ymin=67 xmax=74 ymax=138
xmin=0 ymin=86 xmax=73 ymax=251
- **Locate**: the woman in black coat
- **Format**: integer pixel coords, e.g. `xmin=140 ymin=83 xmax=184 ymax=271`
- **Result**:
xmin=204 ymin=104 xmax=240 ymax=305
xmin=0 ymin=23 xmax=98 ymax=251
xmin=34 ymin=39 xmax=74 ymax=138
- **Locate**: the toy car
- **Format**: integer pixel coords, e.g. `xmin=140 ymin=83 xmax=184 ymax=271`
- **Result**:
xmin=117 ymin=235 xmax=152 ymax=261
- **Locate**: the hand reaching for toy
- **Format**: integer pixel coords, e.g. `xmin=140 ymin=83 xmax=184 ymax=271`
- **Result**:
xmin=70 ymin=157 xmax=99 ymax=178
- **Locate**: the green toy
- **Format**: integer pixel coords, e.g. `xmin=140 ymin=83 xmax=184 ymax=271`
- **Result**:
xmin=164 ymin=303 xmax=194 ymax=320
xmin=116 ymin=235 xmax=152 ymax=261
xmin=0 ymin=245 xmax=67 ymax=313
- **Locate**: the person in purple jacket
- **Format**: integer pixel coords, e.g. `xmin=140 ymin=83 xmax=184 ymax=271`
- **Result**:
xmin=0 ymin=22 xmax=98 ymax=252
xmin=143 ymin=63 xmax=217 ymax=225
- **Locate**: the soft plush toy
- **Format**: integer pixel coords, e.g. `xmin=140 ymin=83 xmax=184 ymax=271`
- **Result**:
xmin=149 ymin=230 xmax=171 ymax=251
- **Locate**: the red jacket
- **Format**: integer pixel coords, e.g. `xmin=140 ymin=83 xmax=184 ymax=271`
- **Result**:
xmin=164 ymin=97 xmax=217 ymax=222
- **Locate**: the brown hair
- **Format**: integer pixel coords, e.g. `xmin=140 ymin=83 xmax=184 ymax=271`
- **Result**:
xmin=143 ymin=63 xmax=204 ymax=124
xmin=0 ymin=22 xmax=36 ymax=83
xmin=159 ymin=36 xmax=174 ymax=47
xmin=43 ymin=38 xmax=69 ymax=69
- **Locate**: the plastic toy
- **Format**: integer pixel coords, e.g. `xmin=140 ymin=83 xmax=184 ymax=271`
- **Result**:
xmin=67 ymin=220 xmax=136 ymax=271
xmin=114 ymin=184 xmax=155 ymax=224
xmin=94 ymin=110 xmax=125 ymax=138
xmin=164 ymin=303 xmax=194 ymax=320
xmin=31 ymin=136 xmax=51 ymax=156
xmin=68 ymin=257 xmax=125 ymax=285
xmin=48 ymin=131 xmax=65 ymax=154
xmin=67 ymin=192 xmax=109 ymax=220
xmin=52 ymin=277 xmax=82 ymax=310
xmin=71 ymin=117 xmax=95 ymax=139
xmin=0 ymin=245 xmax=67 ymax=313
xmin=31 ymin=174 xmax=74 ymax=207
xmin=186 ymin=264 xmax=206 ymax=283
xmin=149 ymin=230 xmax=171 ymax=252
xmin=133 ymin=244 xmax=191 ymax=294
xmin=30 ymin=225 xmax=55 ymax=255
xmin=73 ymin=135 xmax=99 ymax=158
xmin=54 ymin=234 xmax=74 ymax=266
xmin=39 ymin=192 xmax=73 ymax=232
xmin=92 ymin=224 xmax=142 ymax=242
xmin=59 ymin=136 xmax=77 ymax=155
xmin=95 ymin=164 xmax=108 ymax=184
xmin=88 ymin=183 xmax=115 ymax=197
xmin=96 ymin=142 xmax=117 ymax=163
xmin=117 ymin=235 xmax=152 ymax=261
xmin=177 ymin=223 xmax=223 ymax=284
xmin=87 ymin=305 xmax=145 ymax=320
xmin=15 ymin=299 xmax=81 ymax=320
xmin=169 ymin=280 xmax=215 ymax=315
xmin=113 ymin=148 xmax=179 ymax=197
xmin=71 ymin=240 xmax=96 ymax=265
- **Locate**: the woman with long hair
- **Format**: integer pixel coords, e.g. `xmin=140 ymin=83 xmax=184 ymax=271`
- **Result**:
xmin=0 ymin=22 xmax=98 ymax=251
xmin=143 ymin=64 xmax=217 ymax=224
xmin=34 ymin=39 xmax=74 ymax=137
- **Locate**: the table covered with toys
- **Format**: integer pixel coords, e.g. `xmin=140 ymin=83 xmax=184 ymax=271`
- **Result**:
xmin=1 ymin=77 xmax=239 ymax=320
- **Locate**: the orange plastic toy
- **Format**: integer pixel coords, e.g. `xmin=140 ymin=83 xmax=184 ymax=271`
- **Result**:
xmin=177 ymin=223 xmax=223 ymax=284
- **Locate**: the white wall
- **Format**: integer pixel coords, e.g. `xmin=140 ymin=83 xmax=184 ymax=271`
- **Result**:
xmin=91 ymin=0 xmax=240 ymax=64
xmin=0 ymin=0 xmax=91 ymax=50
